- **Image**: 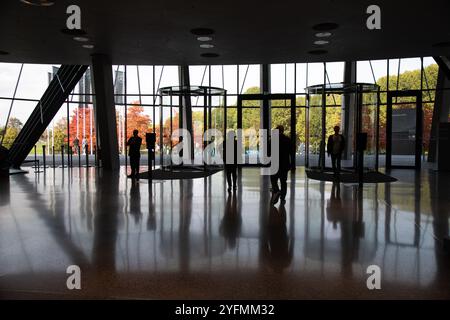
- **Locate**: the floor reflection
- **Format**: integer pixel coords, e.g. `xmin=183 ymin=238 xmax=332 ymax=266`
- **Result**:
xmin=0 ymin=167 xmax=449 ymax=299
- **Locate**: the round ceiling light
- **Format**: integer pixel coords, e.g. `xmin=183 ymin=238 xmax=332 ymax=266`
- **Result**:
xmin=308 ymin=49 xmax=328 ymax=55
xmin=315 ymin=32 xmax=332 ymax=38
xmin=82 ymin=44 xmax=95 ymax=49
xmin=0 ymin=50 xmax=10 ymax=55
xmin=20 ymin=0 xmax=54 ymax=6
xmin=314 ymin=40 xmax=330 ymax=45
xmin=201 ymin=52 xmax=219 ymax=58
xmin=191 ymin=28 xmax=215 ymax=36
xmin=200 ymin=43 xmax=214 ymax=49
xmin=197 ymin=36 xmax=213 ymax=42
xmin=73 ymin=36 xmax=89 ymax=42
xmin=312 ymin=23 xmax=339 ymax=31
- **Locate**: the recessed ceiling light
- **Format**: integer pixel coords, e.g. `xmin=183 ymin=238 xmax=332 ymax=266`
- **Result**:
xmin=314 ymin=40 xmax=329 ymax=45
xmin=312 ymin=23 xmax=339 ymax=31
xmin=201 ymin=53 xmax=219 ymax=58
xmin=197 ymin=36 xmax=213 ymax=42
xmin=20 ymin=0 xmax=54 ymax=6
xmin=315 ymin=32 xmax=332 ymax=38
xmin=82 ymin=44 xmax=95 ymax=49
xmin=73 ymin=36 xmax=89 ymax=42
xmin=191 ymin=28 xmax=215 ymax=36
xmin=0 ymin=50 xmax=10 ymax=55
xmin=61 ymin=28 xmax=87 ymax=36
xmin=308 ymin=49 xmax=328 ymax=55
xmin=200 ymin=44 xmax=214 ymax=49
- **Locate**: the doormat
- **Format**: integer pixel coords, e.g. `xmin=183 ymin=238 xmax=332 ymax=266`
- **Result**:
xmin=134 ymin=168 xmax=222 ymax=180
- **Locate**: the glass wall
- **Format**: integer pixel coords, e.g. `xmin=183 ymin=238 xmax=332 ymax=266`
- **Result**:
xmin=0 ymin=57 xmax=442 ymax=169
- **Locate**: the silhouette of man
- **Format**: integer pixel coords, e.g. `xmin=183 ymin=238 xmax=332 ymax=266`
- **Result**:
xmin=73 ymin=137 xmax=80 ymax=155
xmin=271 ymin=125 xmax=292 ymax=205
xmin=224 ymin=132 xmax=238 ymax=192
xmin=127 ymin=129 xmax=142 ymax=180
xmin=327 ymin=125 xmax=345 ymax=175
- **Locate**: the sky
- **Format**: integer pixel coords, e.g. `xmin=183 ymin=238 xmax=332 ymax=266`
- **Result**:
xmin=0 ymin=57 xmax=437 ymax=128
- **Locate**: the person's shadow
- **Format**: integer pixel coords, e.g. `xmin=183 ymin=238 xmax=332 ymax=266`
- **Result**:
xmin=263 ymin=204 xmax=293 ymax=273
xmin=327 ymin=181 xmax=343 ymax=229
xmin=129 ymin=182 xmax=142 ymax=224
xmin=219 ymin=192 xmax=242 ymax=249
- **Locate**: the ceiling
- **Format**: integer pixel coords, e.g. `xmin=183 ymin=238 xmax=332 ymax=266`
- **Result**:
xmin=1 ymin=0 xmax=450 ymax=65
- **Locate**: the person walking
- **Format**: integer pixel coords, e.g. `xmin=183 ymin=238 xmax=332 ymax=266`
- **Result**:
xmin=127 ymin=129 xmax=142 ymax=181
xmin=271 ymin=125 xmax=292 ymax=205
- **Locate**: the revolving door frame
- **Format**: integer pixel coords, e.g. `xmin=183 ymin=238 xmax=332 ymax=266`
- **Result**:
xmin=305 ymin=83 xmax=381 ymax=173
xmin=158 ymin=85 xmax=227 ymax=169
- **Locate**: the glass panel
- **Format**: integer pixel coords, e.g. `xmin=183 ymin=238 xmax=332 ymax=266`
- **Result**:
xmin=295 ymin=107 xmax=306 ymax=165
xmin=239 ymin=65 xmax=260 ymax=94
xmin=392 ymin=96 xmax=417 ymax=167
xmin=192 ymin=107 xmax=204 ymax=164
xmin=307 ymin=94 xmax=323 ymax=168
xmin=296 ymin=63 xmax=308 ymax=94
xmin=361 ymin=91 xmax=378 ymax=169
xmin=242 ymin=98 xmax=261 ymax=164
xmin=325 ymin=62 xmax=344 ymax=84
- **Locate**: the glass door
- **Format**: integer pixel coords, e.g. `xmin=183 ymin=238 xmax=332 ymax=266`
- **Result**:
xmin=237 ymin=94 xmax=296 ymax=167
xmin=386 ymin=90 xmax=422 ymax=169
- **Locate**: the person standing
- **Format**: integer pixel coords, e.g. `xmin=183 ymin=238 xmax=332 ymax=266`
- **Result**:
xmin=271 ymin=125 xmax=292 ymax=205
xmin=73 ymin=137 xmax=80 ymax=155
xmin=327 ymin=125 xmax=346 ymax=175
xmin=82 ymin=136 xmax=88 ymax=155
xmin=127 ymin=129 xmax=142 ymax=181
xmin=222 ymin=131 xmax=238 ymax=192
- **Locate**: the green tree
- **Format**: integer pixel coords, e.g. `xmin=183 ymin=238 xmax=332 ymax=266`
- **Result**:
xmin=0 ymin=117 xmax=23 ymax=149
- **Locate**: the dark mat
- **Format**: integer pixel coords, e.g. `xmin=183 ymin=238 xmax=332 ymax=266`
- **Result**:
xmin=135 ymin=168 xmax=222 ymax=180
xmin=306 ymin=170 xmax=397 ymax=183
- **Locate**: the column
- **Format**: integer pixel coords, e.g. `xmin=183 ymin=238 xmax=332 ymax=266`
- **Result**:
xmin=91 ymin=54 xmax=120 ymax=170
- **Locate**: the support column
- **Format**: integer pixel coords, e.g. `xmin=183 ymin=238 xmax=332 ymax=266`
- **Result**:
xmin=178 ymin=65 xmax=194 ymax=160
xmin=429 ymin=67 xmax=450 ymax=162
xmin=261 ymin=64 xmax=271 ymax=130
xmin=91 ymin=54 xmax=120 ymax=171
xmin=342 ymin=61 xmax=357 ymax=161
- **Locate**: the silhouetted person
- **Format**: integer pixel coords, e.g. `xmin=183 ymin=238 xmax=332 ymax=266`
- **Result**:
xmin=271 ymin=125 xmax=292 ymax=205
xmin=73 ymin=137 xmax=80 ymax=155
xmin=127 ymin=129 xmax=142 ymax=180
xmin=327 ymin=125 xmax=345 ymax=175
xmin=224 ymin=132 xmax=238 ymax=192
xmin=219 ymin=192 xmax=241 ymax=249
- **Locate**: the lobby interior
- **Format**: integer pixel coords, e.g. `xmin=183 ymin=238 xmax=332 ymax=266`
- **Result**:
xmin=1 ymin=0 xmax=450 ymax=299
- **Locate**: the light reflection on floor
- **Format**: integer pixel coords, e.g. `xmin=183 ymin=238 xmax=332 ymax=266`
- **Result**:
xmin=0 ymin=167 xmax=449 ymax=299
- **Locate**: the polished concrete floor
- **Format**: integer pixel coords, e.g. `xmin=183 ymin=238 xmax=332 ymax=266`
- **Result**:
xmin=0 ymin=166 xmax=449 ymax=299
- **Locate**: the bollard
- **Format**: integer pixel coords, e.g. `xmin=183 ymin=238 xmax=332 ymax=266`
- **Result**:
xmin=78 ymin=146 xmax=81 ymax=167
xmin=85 ymin=144 xmax=89 ymax=167
xmin=94 ymin=146 xmax=97 ymax=167
xmin=34 ymin=145 xmax=37 ymax=169
xmin=69 ymin=146 xmax=73 ymax=168
xmin=52 ymin=146 xmax=55 ymax=168
xmin=61 ymin=145 xmax=65 ymax=168
xmin=42 ymin=145 xmax=46 ymax=170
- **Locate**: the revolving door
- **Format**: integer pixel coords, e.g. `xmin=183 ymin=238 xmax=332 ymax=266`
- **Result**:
xmin=305 ymin=83 xmax=380 ymax=173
